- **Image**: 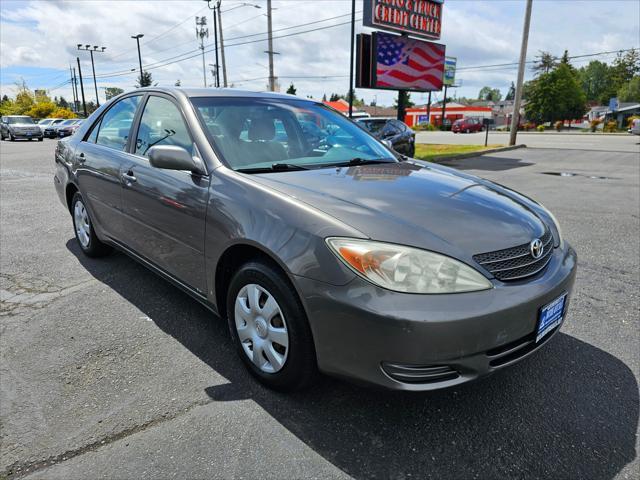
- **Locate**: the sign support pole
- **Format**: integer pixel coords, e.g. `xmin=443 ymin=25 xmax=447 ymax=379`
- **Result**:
xmin=348 ymin=0 xmax=356 ymax=118
xmin=441 ymin=84 xmax=448 ymax=129
xmin=426 ymin=91 xmax=432 ymax=125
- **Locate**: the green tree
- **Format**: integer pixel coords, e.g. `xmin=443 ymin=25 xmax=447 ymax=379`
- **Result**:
xmin=322 ymin=93 xmax=327 ymax=102
xmin=505 ymin=82 xmax=516 ymax=101
xmin=136 ymin=71 xmax=153 ymax=88
xmin=618 ymin=76 xmax=640 ymax=102
xmin=532 ymin=51 xmax=558 ymax=76
xmin=559 ymin=50 xmax=577 ymax=75
xmin=104 ymin=87 xmax=124 ymax=100
xmin=286 ymin=83 xmax=297 ymax=95
xmin=525 ymin=63 xmax=587 ymax=123
xmin=27 ymin=101 xmax=57 ymax=118
xmin=577 ymin=60 xmax=611 ymax=103
xmin=329 ymin=93 xmax=340 ymax=101
xmin=478 ymin=86 xmax=502 ymax=101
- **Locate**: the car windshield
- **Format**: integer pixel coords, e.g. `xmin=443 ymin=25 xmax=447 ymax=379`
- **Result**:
xmin=38 ymin=119 xmax=52 ymax=125
xmin=60 ymin=119 xmax=76 ymax=125
xmin=7 ymin=116 xmax=34 ymax=124
xmin=191 ymin=97 xmax=395 ymax=171
xmin=358 ymin=120 xmax=388 ymax=134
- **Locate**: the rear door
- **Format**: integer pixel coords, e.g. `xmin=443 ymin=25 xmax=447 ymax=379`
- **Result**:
xmin=120 ymin=94 xmax=210 ymax=294
xmin=75 ymin=95 xmax=142 ymax=242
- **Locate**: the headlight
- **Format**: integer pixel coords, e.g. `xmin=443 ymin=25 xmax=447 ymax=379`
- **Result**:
xmin=326 ymin=238 xmax=492 ymax=294
xmin=539 ymin=203 xmax=563 ymax=247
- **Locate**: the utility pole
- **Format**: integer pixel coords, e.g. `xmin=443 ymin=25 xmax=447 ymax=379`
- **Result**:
xmin=72 ymin=68 xmax=80 ymax=112
xmin=204 ymin=0 xmax=220 ymax=87
xmin=509 ymin=0 xmax=533 ymax=146
xmin=76 ymin=56 xmax=87 ymax=117
xmin=196 ymin=16 xmax=209 ymax=87
xmin=77 ymin=44 xmax=106 ymax=107
xmin=217 ymin=1 xmax=228 ymax=87
xmin=69 ymin=64 xmax=78 ymax=112
xmin=131 ymin=34 xmax=144 ymax=85
xmin=264 ymin=0 xmax=280 ymax=91
xmin=348 ymin=0 xmax=355 ymax=117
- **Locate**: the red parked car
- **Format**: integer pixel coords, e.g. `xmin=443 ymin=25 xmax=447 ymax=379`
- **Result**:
xmin=452 ymin=117 xmax=484 ymax=133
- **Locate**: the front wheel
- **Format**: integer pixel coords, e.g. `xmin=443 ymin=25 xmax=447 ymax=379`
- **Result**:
xmin=38 ymin=137 xmax=43 ymax=142
xmin=227 ymin=261 xmax=317 ymax=391
xmin=71 ymin=192 xmax=112 ymax=257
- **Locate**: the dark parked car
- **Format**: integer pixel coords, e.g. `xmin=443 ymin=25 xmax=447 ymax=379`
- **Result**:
xmin=1 ymin=115 xmax=43 ymax=141
xmin=355 ymin=117 xmax=415 ymax=157
xmin=57 ymin=119 xmax=83 ymax=138
xmin=452 ymin=117 xmax=484 ymax=133
xmin=44 ymin=118 xmax=77 ymax=138
xmin=55 ymin=88 xmax=576 ymax=392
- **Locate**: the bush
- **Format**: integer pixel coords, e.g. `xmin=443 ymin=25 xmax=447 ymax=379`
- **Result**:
xmin=412 ymin=123 xmax=437 ymax=132
xmin=603 ymin=120 xmax=618 ymax=133
xmin=589 ymin=118 xmax=602 ymax=132
xmin=554 ymin=120 xmax=564 ymax=131
xmin=536 ymin=125 xmax=545 ymax=132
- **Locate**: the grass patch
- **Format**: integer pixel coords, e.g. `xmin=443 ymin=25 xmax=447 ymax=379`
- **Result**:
xmin=414 ymin=144 xmax=504 ymax=162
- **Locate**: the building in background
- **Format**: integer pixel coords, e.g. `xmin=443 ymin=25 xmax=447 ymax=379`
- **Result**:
xmin=403 ymin=102 xmax=492 ymax=128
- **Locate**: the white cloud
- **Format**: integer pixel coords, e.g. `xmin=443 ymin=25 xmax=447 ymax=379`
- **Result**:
xmin=1 ymin=0 xmax=638 ymax=106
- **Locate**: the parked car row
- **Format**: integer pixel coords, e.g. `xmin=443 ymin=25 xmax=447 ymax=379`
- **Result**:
xmin=0 ymin=116 xmax=83 ymax=141
xmin=355 ymin=117 xmax=416 ymax=157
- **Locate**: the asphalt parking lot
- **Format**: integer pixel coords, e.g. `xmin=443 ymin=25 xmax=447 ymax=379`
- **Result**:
xmin=1 ymin=136 xmax=639 ymax=479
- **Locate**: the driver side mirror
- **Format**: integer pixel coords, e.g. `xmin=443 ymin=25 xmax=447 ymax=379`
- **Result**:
xmin=148 ymin=145 xmax=204 ymax=174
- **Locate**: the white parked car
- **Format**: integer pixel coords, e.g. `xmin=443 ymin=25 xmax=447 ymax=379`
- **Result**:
xmin=37 ymin=118 xmax=64 ymax=133
xmin=630 ymin=118 xmax=640 ymax=135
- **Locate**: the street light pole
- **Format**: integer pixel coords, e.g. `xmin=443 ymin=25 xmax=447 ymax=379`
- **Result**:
xmin=77 ymin=44 xmax=106 ymax=107
xmin=509 ymin=0 xmax=533 ymax=146
xmin=348 ymin=0 xmax=355 ymax=117
xmin=131 ymin=34 xmax=144 ymax=86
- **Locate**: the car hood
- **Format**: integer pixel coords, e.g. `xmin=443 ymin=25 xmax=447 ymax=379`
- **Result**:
xmin=10 ymin=123 xmax=38 ymax=128
xmin=248 ymin=161 xmax=547 ymax=260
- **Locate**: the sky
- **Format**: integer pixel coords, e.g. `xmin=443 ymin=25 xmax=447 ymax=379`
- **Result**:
xmin=1 ymin=0 xmax=639 ymax=107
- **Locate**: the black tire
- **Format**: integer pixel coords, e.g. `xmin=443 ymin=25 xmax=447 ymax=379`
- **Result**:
xmin=465 ymin=128 xmax=470 ymax=134
xmin=9 ymin=133 xmax=15 ymax=141
xmin=408 ymin=144 xmax=415 ymax=158
xmin=38 ymin=137 xmax=43 ymax=142
xmin=226 ymin=261 xmax=317 ymax=391
xmin=71 ymin=192 xmax=112 ymax=257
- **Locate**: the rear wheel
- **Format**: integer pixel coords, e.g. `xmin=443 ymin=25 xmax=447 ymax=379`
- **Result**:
xmin=226 ymin=261 xmax=317 ymax=391
xmin=38 ymin=137 xmax=43 ymax=142
xmin=71 ymin=192 xmax=112 ymax=257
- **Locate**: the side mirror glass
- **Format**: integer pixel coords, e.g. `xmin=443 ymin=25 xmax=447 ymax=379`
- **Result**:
xmin=148 ymin=145 xmax=203 ymax=174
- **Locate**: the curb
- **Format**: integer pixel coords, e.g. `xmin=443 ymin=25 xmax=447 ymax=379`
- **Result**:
xmin=428 ymin=144 xmax=527 ymax=163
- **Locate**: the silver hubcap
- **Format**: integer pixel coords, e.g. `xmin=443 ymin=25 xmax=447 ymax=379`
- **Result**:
xmin=74 ymin=200 xmax=91 ymax=248
xmin=234 ymin=283 xmax=289 ymax=374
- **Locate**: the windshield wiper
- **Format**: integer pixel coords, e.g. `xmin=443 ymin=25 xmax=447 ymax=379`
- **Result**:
xmin=236 ymin=162 xmax=311 ymax=174
xmin=326 ymin=157 xmax=397 ymax=168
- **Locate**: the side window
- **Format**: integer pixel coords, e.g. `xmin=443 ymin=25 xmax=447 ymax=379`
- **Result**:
xmin=135 ymin=96 xmax=193 ymax=157
xmin=392 ymin=120 xmax=407 ymax=132
xmin=94 ymin=96 xmax=141 ymax=151
xmin=85 ymin=118 xmax=101 ymax=143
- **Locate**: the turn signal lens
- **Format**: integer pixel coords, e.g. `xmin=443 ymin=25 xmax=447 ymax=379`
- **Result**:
xmin=326 ymin=238 xmax=492 ymax=294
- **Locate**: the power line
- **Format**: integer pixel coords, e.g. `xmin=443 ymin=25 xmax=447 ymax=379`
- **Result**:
xmin=92 ymin=16 xmax=360 ymax=80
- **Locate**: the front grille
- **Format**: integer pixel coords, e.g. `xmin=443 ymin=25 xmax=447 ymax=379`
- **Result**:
xmin=382 ymin=362 xmax=459 ymax=384
xmin=473 ymin=229 xmax=554 ymax=281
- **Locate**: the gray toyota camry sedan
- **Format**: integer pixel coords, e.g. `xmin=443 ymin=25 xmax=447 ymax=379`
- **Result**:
xmin=54 ymin=88 xmax=577 ymax=391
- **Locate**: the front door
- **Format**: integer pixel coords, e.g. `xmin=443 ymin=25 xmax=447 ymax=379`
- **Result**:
xmin=75 ymin=95 xmax=142 ymax=242
xmin=120 ymin=94 xmax=209 ymax=294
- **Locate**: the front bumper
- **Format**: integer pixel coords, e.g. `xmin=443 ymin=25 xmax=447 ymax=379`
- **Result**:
xmin=10 ymin=131 xmax=43 ymax=139
xmin=295 ymin=243 xmax=577 ymax=391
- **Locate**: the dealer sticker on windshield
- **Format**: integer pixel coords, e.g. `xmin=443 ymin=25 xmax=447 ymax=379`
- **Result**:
xmin=536 ymin=293 xmax=567 ymax=343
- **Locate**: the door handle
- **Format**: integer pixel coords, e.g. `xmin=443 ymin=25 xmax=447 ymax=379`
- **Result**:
xmin=122 ymin=170 xmax=137 ymax=184
xmin=77 ymin=152 xmax=85 ymax=163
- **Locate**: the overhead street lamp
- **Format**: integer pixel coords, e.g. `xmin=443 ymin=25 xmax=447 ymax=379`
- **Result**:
xmin=77 ymin=44 xmax=106 ymax=107
xmin=131 ymin=34 xmax=144 ymax=85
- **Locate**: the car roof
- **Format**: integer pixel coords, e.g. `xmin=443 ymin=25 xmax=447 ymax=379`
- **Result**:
xmin=133 ymin=86 xmax=310 ymax=102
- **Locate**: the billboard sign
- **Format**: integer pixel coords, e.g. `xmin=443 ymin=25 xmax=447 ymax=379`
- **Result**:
xmin=372 ymin=32 xmax=445 ymax=92
xmin=443 ymin=56 xmax=456 ymax=86
xmin=363 ymin=0 xmax=444 ymax=41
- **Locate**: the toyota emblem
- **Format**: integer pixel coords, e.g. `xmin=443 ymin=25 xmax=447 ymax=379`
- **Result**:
xmin=530 ymin=238 xmax=544 ymax=259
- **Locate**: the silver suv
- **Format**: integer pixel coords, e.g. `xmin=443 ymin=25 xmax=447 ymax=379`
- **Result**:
xmin=1 ymin=115 xmax=44 ymax=141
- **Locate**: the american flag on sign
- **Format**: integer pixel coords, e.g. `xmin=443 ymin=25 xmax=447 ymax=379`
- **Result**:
xmin=375 ymin=32 xmax=445 ymax=91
